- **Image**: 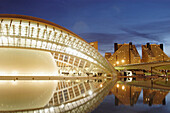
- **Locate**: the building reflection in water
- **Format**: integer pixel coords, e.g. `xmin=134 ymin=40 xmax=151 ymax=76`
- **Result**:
xmin=110 ymin=83 xmax=169 ymax=106
xmin=143 ymin=89 xmax=168 ymax=106
xmin=111 ymin=83 xmax=141 ymax=106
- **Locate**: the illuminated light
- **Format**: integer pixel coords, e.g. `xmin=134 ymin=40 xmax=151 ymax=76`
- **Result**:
xmin=60 ymin=104 xmax=64 ymax=108
xmin=114 ymin=64 xmax=116 ymax=66
xmin=39 ymin=110 xmax=43 ymax=113
xmin=0 ymin=15 xmax=118 ymax=111
xmin=83 ymin=94 xmax=86 ymax=97
xmin=67 ymin=103 xmax=71 ymax=106
xmin=45 ymin=109 xmax=48 ymax=113
xmin=100 ymin=84 xmax=103 ymax=88
xmin=49 ymin=107 xmax=54 ymax=112
xmin=116 ymin=61 xmax=119 ymax=64
xmin=121 ymin=60 xmax=125 ymax=63
xmin=0 ymin=72 xmax=6 ymax=76
xmin=0 ymin=80 xmax=8 ymax=83
xmin=75 ymin=80 xmax=80 ymax=82
xmin=116 ymin=84 xmax=119 ymax=88
xmin=67 ymin=80 xmax=71 ymax=82
xmin=12 ymin=80 xmax=17 ymax=85
xmin=0 ymin=48 xmax=58 ymax=111
xmin=88 ymin=90 xmax=93 ymax=95
xmin=11 ymin=71 xmax=18 ymax=76
xmin=122 ymin=85 xmax=125 ymax=90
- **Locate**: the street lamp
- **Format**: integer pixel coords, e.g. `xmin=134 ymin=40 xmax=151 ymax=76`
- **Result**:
xmin=116 ymin=61 xmax=119 ymax=65
xmin=121 ymin=59 xmax=125 ymax=63
xmin=122 ymin=85 xmax=125 ymax=90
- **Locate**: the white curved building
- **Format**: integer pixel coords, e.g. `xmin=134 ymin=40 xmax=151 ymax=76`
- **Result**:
xmin=0 ymin=14 xmax=117 ymax=112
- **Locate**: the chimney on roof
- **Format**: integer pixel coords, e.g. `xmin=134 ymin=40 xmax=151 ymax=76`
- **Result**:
xmin=160 ymin=44 xmax=163 ymax=51
xmin=114 ymin=43 xmax=118 ymax=53
xmin=129 ymin=42 xmax=132 ymax=50
xmin=147 ymin=43 xmax=151 ymax=50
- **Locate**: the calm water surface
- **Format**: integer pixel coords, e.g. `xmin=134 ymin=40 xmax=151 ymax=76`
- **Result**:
xmin=92 ymin=79 xmax=170 ymax=113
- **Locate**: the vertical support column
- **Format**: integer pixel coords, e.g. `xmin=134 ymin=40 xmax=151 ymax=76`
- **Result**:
xmin=77 ymin=84 xmax=82 ymax=95
xmin=67 ymin=88 xmax=71 ymax=100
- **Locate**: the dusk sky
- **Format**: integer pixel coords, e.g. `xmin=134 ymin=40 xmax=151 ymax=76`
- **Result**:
xmin=1 ymin=0 xmax=170 ymax=56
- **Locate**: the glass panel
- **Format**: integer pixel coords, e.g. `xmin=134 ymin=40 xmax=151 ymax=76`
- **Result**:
xmin=63 ymin=90 xmax=69 ymax=101
xmin=79 ymin=83 xmax=85 ymax=94
xmin=59 ymin=91 xmax=64 ymax=103
xmin=54 ymin=92 xmax=59 ymax=105
xmin=74 ymin=86 xmax=80 ymax=97
xmin=68 ymin=88 xmax=74 ymax=99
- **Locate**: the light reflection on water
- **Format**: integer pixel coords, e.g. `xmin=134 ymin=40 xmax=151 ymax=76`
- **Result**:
xmin=92 ymin=79 xmax=170 ymax=113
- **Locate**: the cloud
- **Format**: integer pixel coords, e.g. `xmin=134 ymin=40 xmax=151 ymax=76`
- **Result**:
xmin=132 ymin=19 xmax=170 ymax=35
xmin=120 ymin=28 xmax=162 ymax=42
xmin=73 ymin=21 xmax=89 ymax=33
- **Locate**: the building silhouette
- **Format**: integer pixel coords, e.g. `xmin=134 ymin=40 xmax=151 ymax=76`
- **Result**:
xmin=105 ymin=42 xmax=140 ymax=66
xmin=142 ymin=43 xmax=170 ymax=63
xmin=111 ymin=84 xmax=141 ymax=106
xmin=143 ymin=89 xmax=168 ymax=106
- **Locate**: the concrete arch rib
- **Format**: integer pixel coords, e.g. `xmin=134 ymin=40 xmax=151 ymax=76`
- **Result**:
xmin=0 ymin=14 xmax=117 ymax=113
xmin=0 ymin=14 xmax=116 ymax=75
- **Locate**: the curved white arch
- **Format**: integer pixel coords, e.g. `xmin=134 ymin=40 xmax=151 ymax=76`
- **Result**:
xmin=0 ymin=14 xmax=117 ymax=112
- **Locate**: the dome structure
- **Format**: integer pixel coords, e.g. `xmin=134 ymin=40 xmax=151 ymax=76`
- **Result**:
xmin=0 ymin=14 xmax=116 ymax=112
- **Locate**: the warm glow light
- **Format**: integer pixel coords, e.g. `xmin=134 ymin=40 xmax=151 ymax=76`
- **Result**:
xmin=121 ymin=60 xmax=125 ymax=63
xmin=88 ymin=90 xmax=93 ymax=95
xmin=75 ymin=80 xmax=80 ymax=82
xmin=45 ymin=109 xmax=48 ymax=113
xmin=122 ymin=85 xmax=125 ymax=90
xmin=100 ymin=84 xmax=103 ymax=88
xmin=83 ymin=94 xmax=86 ymax=97
xmin=116 ymin=84 xmax=119 ymax=88
xmin=50 ymin=107 xmax=54 ymax=112
xmin=116 ymin=61 xmax=119 ymax=64
xmin=12 ymin=71 xmax=18 ymax=76
xmin=67 ymin=80 xmax=71 ymax=82
xmin=0 ymin=48 xmax=57 ymax=111
xmin=60 ymin=104 xmax=64 ymax=108
xmin=12 ymin=80 xmax=17 ymax=85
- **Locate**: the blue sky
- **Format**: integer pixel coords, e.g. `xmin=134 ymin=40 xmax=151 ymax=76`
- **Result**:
xmin=1 ymin=0 xmax=170 ymax=56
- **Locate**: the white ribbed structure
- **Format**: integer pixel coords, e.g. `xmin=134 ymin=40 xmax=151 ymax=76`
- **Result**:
xmin=0 ymin=14 xmax=117 ymax=112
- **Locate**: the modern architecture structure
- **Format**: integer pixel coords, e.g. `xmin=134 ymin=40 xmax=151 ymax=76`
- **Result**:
xmin=0 ymin=14 xmax=116 ymax=112
xmin=142 ymin=43 xmax=170 ymax=63
xmin=143 ymin=89 xmax=168 ymax=106
xmin=89 ymin=41 xmax=98 ymax=51
xmin=105 ymin=42 xmax=140 ymax=66
xmin=111 ymin=83 xmax=141 ymax=106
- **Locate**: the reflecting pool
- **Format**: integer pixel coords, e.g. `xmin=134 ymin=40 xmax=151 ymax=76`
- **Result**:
xmin=92 ymin=78 xmax=170 ymax=113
